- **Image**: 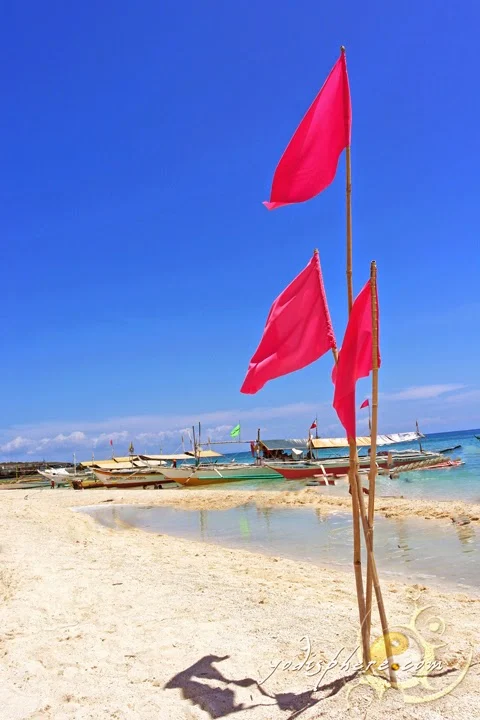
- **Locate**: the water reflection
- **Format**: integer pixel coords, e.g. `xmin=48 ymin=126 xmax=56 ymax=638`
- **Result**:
xmin=453 ymin=521 xmax=476 ymax=552
xmin=200 ymin=509 xmax=207 ymax=540
xmin=76 ymin=504 xmax=480 ymax=592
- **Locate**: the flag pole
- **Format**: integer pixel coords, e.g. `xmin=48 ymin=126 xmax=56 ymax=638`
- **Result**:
xmin=353 ymin=466 xmax=397 ymax=687
xmin=341 ymin=45 xmax=369 ymax=667
xmin=365 ymin=260 xmax=379 ymax=642
xmin=351 ymin=261 xmax=396 ymax=688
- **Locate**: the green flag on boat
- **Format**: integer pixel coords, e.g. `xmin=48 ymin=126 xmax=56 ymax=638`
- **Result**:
xmin=230 ymin=424 xmax=241 ymax=438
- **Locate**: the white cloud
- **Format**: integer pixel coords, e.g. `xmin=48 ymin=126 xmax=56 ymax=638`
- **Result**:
xmin=2 ymin=390 xmax=477 ymax=462
xmin=92 ymin=431 xmax=129 ymax=448
xmin=0 ymin=402 xmax=321 ymax=461
xmin=0 ymin=436 xmax=32 ymax=453
xmin=34 ymin=431 xmax=89 ymax=451
xmin=382 ymin=384 xmax=465 ymax=401
xmin=443 ymin=389 xmax=480 ymax=404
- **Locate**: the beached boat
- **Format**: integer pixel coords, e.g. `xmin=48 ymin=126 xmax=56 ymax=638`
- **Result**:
xmin=38 ymin=466 xmax=92 ymax=484
xmin=163 ymin=464 xmax=280 ymax=486
xmin=268 ymin=450 xmax=451 ymax=480
xmin=91 ymin=467 xmax=173 ymax=482
xmin=75 ymin=452 xmax=197 ymax=489
xmin=165 ymin=431 xmax=432 ymax=487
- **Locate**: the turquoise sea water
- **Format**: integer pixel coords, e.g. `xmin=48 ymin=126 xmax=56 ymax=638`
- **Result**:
xmin=195 ymin=429 xmax=480 ymax=504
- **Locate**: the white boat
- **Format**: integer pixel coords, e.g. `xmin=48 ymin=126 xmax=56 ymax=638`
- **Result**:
xmin=38 ymin=467 xmax=92 ymax=484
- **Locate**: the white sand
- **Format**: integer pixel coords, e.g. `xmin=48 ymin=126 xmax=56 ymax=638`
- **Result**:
xmin=0 ymin=487 xmax=479 ymax=719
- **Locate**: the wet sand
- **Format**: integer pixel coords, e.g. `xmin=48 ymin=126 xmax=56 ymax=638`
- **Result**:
xmin=0 ymin=487 xmax=479 ymax=719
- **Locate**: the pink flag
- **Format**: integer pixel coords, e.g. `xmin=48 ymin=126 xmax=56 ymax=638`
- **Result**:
xmin=332 ymin=280 xmax=380 ymax=439
xmin=241 ymin=252 xmax=336 ymax=394
xmin=264 ymin=51 xmax=351 ymax=210
xmin=360 ymin=399 xmax=369 ymax=409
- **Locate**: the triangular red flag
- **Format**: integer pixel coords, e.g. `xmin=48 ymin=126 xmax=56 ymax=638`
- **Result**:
xmin=310 ymin=420 xmax=317 ymax=429
xmin=332 ymin=280 xmax=380 ymax=439
xmin=241 ymin=252 xmax=336 ymax=394
xmin=264 ymin=51 xmax=351 ymax=210
xmin=360 ymin=399 xmax=369 ymax=409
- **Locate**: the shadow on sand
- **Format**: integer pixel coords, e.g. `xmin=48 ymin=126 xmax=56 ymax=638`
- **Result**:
xmin=164 ymin=654 xmax=358 ymax=719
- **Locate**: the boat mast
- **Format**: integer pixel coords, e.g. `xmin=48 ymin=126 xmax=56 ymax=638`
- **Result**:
xmin=416 ymin=420 xmax=424 ymax=453
xmin=192 ymin=425 xmax=198 ymax=467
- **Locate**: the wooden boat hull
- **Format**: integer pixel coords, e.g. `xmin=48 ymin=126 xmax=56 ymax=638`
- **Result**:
xmin=164 ymin=465 xmax=280 ymax=487
xmin=269 ymin=453 xmax=445 ymax=480
xmin=162 ymin=465 xmax=280 ymax=484
xmin=92 ymin=468 xmax=168 ymax=483
xmin=73 ymin=477 xmax=177 ymax=490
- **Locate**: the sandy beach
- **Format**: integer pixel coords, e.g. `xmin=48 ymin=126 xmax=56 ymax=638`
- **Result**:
xmin=1 ymin=487 xmax=479 ymax=719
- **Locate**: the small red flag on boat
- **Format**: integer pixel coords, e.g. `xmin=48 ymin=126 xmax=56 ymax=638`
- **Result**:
xmin=241 ymin=251 xmax=336 ymax=394
xmin=332 ymin=280 xmax=380 ymax=439
xmin=264 ymin=51 xmax=351 ymax=210
xmin=360 ymin=399 xmax=369 ymax=409
xmin=109 ymin=439 xmax=113 ymax=446
xmin=310 ymin=420 xmax=317 ymax=429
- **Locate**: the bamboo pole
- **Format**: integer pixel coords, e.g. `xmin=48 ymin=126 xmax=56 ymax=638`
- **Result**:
xmin=365 ymin=260 xmax=379 ymax=642
xmin=345 ymin=144 xmax=353 ymax=313
xmin=349 ymin=438 xmax=369 ymax=664
xmin=353 ymin=468 xmax=397 ymax=688
xmin=341 ymin=47 xmax=369 ymax=667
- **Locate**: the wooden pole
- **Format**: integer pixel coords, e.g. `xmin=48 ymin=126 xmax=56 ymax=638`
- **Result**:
xmin=416 ymin=420 xmax=424 ymax=453
xmin=365 ymin=260 xmax=379 ymax=642
xmin=341 ymin=45 xmax=369 ymax=667
xmin=345 ymin=148 xmax=353 ymax=311
xmin=353 ymin=467 xmax=397 ymax=687
xmin=192 ymin=425 xmax=198 ymax=467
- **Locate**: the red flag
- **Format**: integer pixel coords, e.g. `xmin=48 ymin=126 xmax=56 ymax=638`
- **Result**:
xmin=264 ymin=51 xmax=351 ymax=210
xmin=310 ymin=420 xmax=317 ymax=429
xmin=241 ymin=252 xmax=336 ymax=394
xmin=360 ymin=399 xmax=369 ymax=409
xmin=109 ymin=439 xmax=113 ymax=446
xmin=332 ymin=280 xmax=380 ymax=439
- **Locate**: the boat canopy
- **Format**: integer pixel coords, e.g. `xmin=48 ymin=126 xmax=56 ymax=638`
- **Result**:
xmin=139 ymin=453 xmax=192 ymax=461
xmin=81 ymin=449 xmax=222 ymax=467
xmin=185 ymin=449 xmax=223 ymax=458
xmin=259 ymin=439 xmax=311 ymax=452
xmin=81 ymin=456 xmax=140 ymax=467
xmin=310 ymin=432 xmax=422 ymax=449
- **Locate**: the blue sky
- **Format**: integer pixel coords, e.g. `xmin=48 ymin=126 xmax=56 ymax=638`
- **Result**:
xmin=1 ymin=1 xmax=479 ymax=460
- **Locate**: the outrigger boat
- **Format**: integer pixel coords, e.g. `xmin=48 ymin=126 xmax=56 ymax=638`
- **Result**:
xmin=264 ymin=434 xmax=449 ymax=480
xmin=163 ymin=430 xmax=447 ymax=487
xmin=38 ymin=454 xmax=94 ymax=485
xmin=76 ymin=453 xmax=193 ymax=489
xmin=163 ymin=464 xmax=280 ymax=486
